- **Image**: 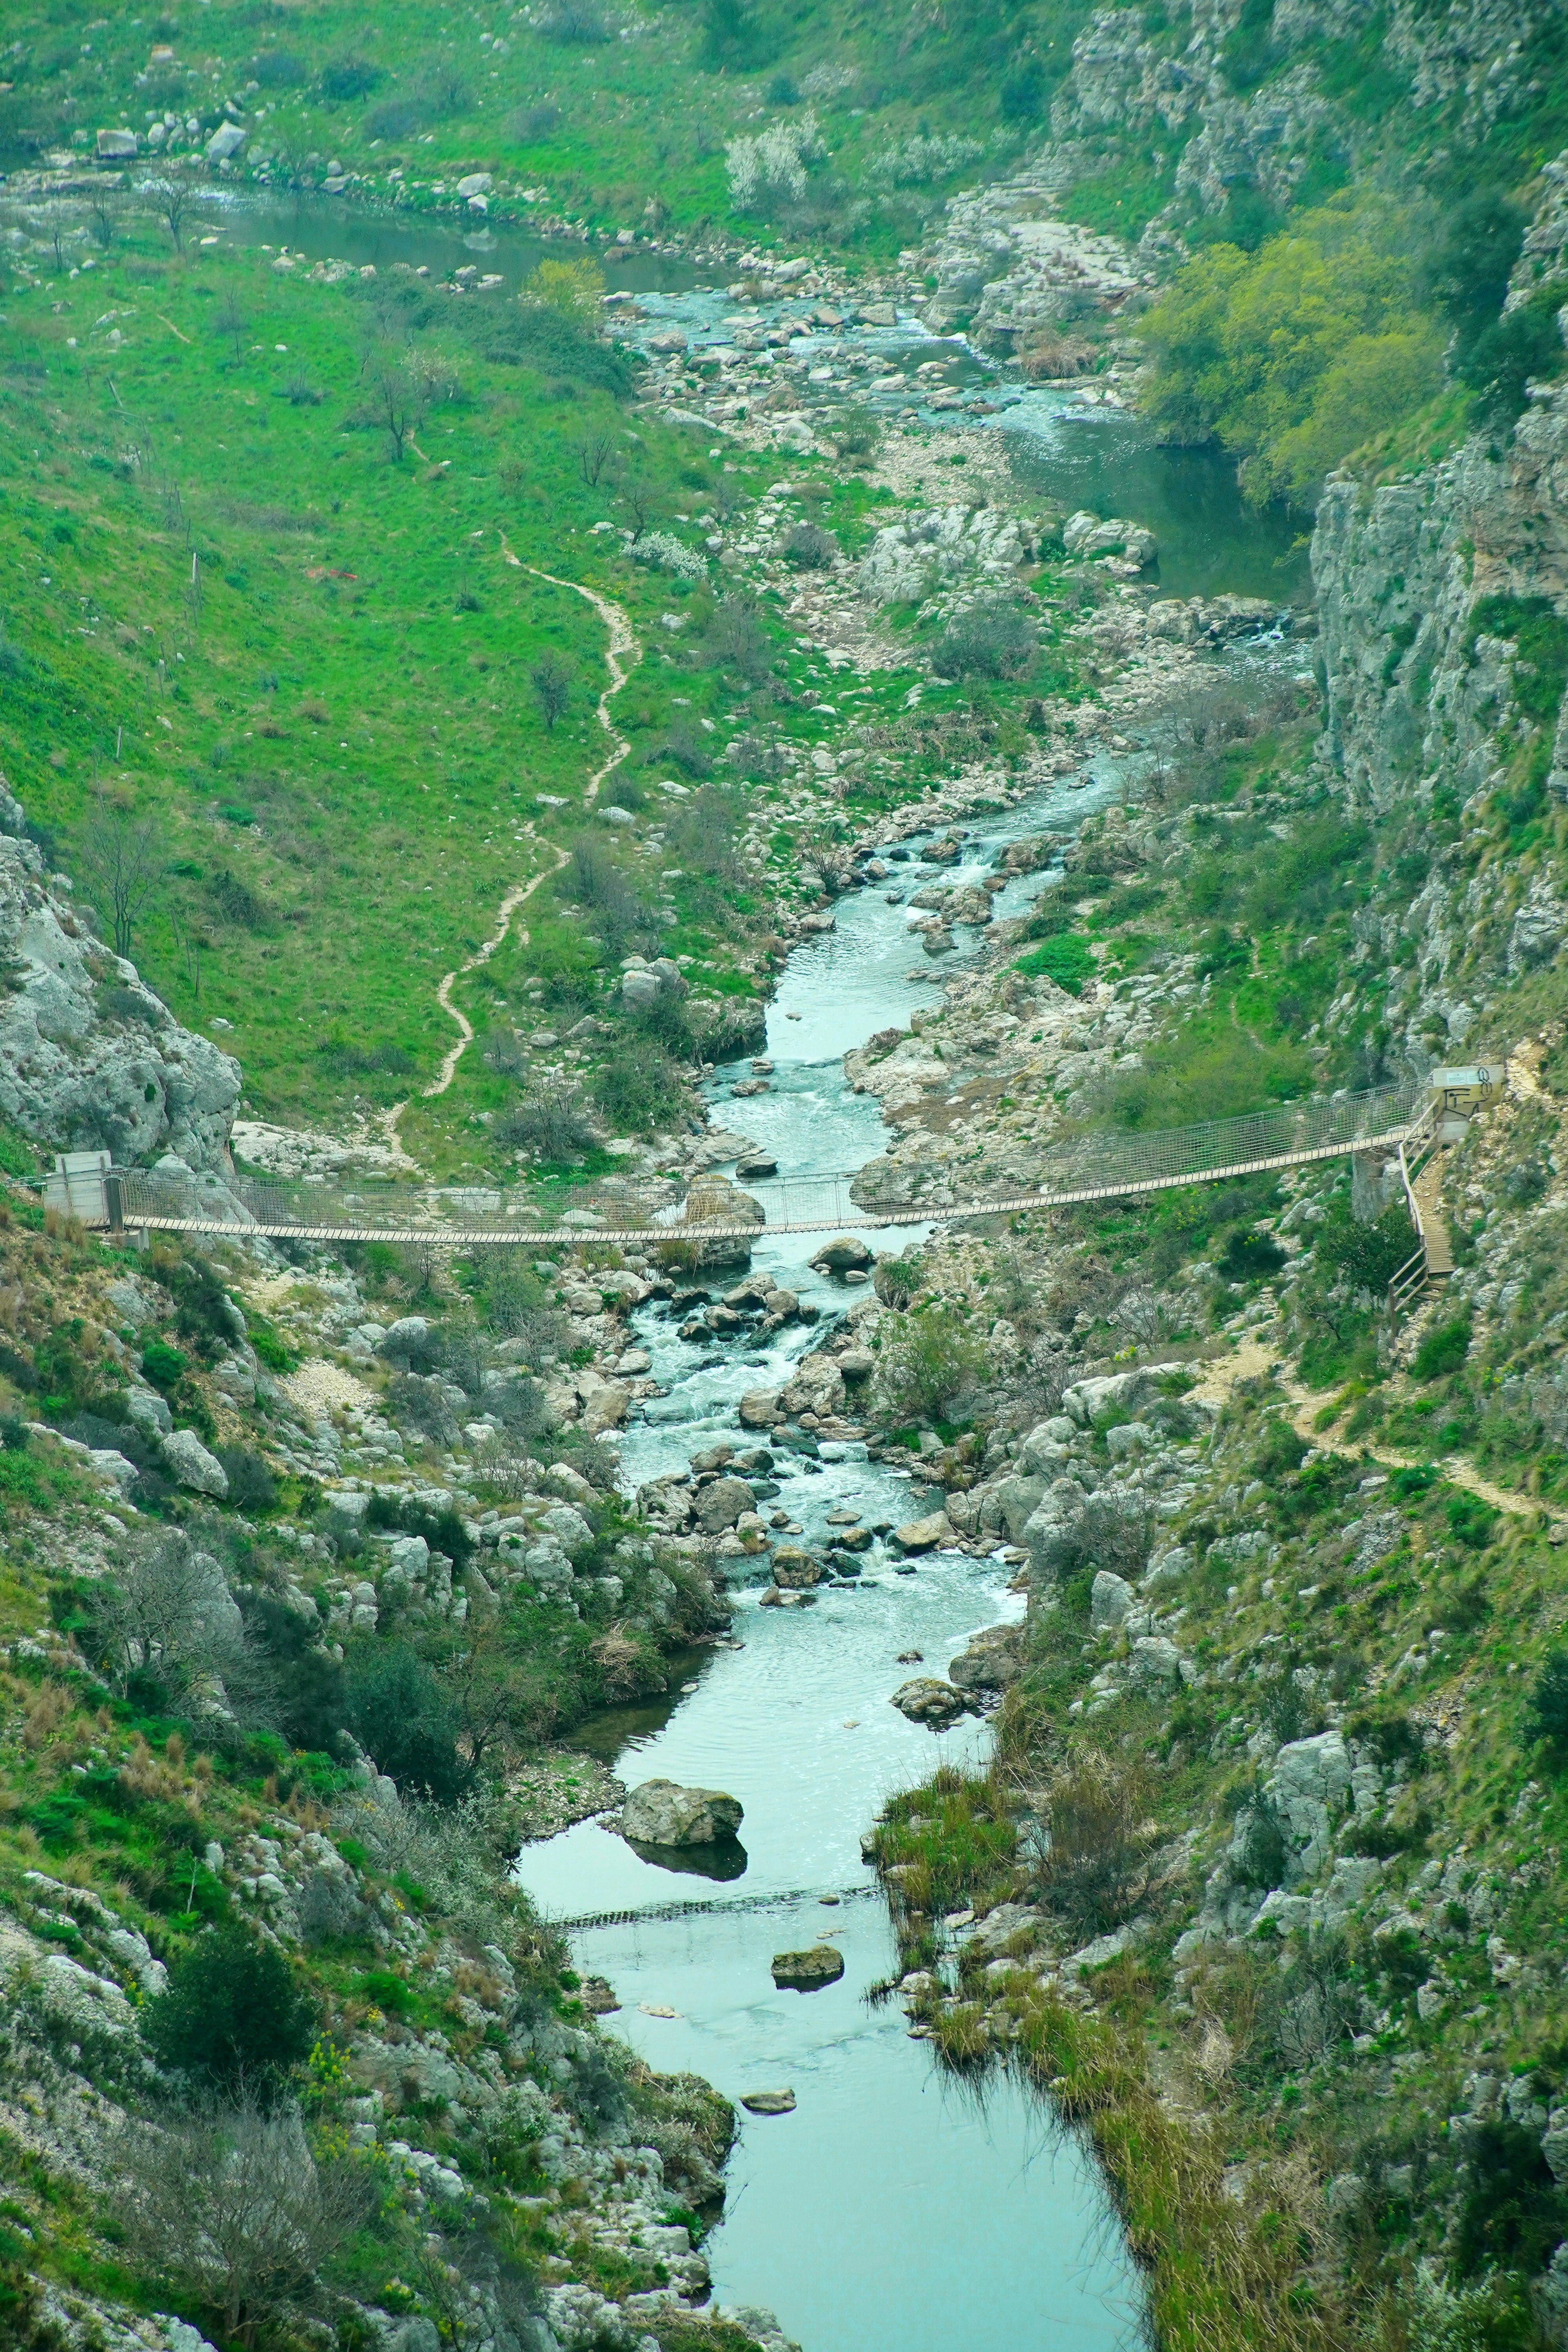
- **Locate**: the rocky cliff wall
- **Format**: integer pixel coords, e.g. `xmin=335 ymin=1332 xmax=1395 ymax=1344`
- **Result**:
xmin=0 ymin=784 xmax=240 ymax=1173
xmin=1312 ymin=378 xmax=1568 ymax=818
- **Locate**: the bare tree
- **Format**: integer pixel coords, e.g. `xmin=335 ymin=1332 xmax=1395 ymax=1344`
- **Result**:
xmin=156 ymin=180 xmax=188 ymax=252
xmin=78 ymin=789 xmax=165 ymax=962
xmin=531 ymin=654 xmax=571 ymax=732
xmin=576 ymin=432 xmax=615 ymax=487
xmin=217 ymin=287 xmax=246 ymax=364
xmin=118 ymin=2097 xmax=373 ymax=2345
xmin=88 ymin=190 xmax=118 ymax=249
xmin=87 ymin=1531 xmax=248 ymax=1708
xmin=372 ymin=352 xmax=429 ymax=462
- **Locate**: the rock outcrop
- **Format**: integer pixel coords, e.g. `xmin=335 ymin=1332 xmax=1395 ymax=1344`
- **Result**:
xmin=0 ymin=785 xmax=240 ymax=1171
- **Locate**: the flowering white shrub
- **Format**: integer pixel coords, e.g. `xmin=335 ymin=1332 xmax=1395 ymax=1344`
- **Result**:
xmin=868 ymin=133 xmax=985 ymax=187
xmin=629 ymin=530 xmax=706 ymax=582
xmin=726 ymin=110 xmax=824 ymax=213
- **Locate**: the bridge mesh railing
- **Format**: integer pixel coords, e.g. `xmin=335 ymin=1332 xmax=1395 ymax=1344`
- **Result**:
xmin=980 ymin=1078 xmax=1427 ymax=1198
xmin=108 ymin=1079 xmax=1425 ymax=1243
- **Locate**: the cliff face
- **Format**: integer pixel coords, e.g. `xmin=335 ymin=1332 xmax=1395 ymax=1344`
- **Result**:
xmin=1312 ymin=385 xmax=1568 ymax=821
xmin=0 ymin=787 xmax=240 ymax=1173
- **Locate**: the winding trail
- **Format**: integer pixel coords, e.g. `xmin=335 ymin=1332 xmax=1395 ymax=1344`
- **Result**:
xmin=388 ymin=549 xmax=642 ymax=1136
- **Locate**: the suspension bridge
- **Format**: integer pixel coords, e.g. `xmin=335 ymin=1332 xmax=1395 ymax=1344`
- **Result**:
xmin=40 ymin=1072 xmax=1496 ymax=1299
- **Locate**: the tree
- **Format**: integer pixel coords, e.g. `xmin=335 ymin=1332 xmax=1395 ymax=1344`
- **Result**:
xmin=88 ymin=1531 xmax=249 ymax=1710
xmin=521 ymin=256 xmax=606 ymax=323
xmin=118 ymin=2095 xmax=372 ymax=2344
xmin=145 ymin=1926 xmax=321 ymax=2096
xmin=531 ymin=654 xmax=571 ymax=731
xmin=372 ymin=353 xmax=430 ymax=463
xmin=346 ymin=1641 xmax=472 ymax=1801
xmin=576 ymin=432 xmax=615 ymax=487
xmin=217 ymin=288 xmax=246 ymax=365
xmin=77 ymin=789 xmax=165 ymax=963
xmin=156 ymin=179 xmax=188 ymax=252
xmin=1141 ymin=201 xmax=1443 ymax=508
xmin=88 ymin=190 xmax=118 ymax=249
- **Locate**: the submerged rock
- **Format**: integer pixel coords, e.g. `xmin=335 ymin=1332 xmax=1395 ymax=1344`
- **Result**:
xmin=741 ymin=2088 xmax=797 ymax=2113
xmin=621 ymin=1778 xmax=744 ymax=1846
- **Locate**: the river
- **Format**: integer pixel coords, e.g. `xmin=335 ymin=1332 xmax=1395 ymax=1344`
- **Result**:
xmin=517 ymin=781 xmax=1152 ymax=2352
xmin=193 ymin=185 xmax=1256 ymax=2342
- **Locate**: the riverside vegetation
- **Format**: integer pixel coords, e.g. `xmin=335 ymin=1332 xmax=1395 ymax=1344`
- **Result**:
xmin=3 ymin=0 xmax=1568 ymax=2347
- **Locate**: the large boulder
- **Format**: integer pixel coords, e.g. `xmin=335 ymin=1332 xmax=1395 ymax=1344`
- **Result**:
xmin=889 ymin=1512 xmax=953 ymax=1554
xmin=693 ymin=1476 xmax=755 ymax=1534
xmin=891 ymin=1676 xmax=969 ymax=1726
xmin=771 ymin=1547 xmax=823 ymax=1589
xmin=1090 ymin=1570 xmax=1134 ymax=1633
xmin=0 ymin=800 xmax=241 ymax=1171
xmin=811 ymin=1236 xmax=874 ymax=1275
xmin=771 ymin=1944 xmax=845 ymax=1989
xmin=163 ymin=1428 xmax=228 ymax=1498
xmin=1265 ymin=1732 xmax=1352 ymax=1883
xmin=621 ymin=1779 xmax=743 ymax=1846
xmin=738 ymin=1387 xmax=783 ymax=1429
xmin=947 ymin=1623 xmax=1026 ymax=1694
xmin=1059 ymin=1365 xmax=1181 ymax=1427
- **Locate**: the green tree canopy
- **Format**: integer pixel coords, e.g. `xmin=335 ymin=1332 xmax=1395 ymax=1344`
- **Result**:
xmin=1142 ymin=202 xmax=1444 ymax=508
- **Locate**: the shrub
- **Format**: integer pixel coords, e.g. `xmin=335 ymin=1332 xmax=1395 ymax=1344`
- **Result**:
xmin=1015 ymin=932 xmax=1095 ymax=995
xmin=145 ymin=1926 xmax=320 ymax=2095
xmin=1218 ymin=1227 xmax=1287 ymax=1281
xmin=1444 ymin=1490 xmax=1498 ymax=1550
xmin=141 ymin=1340 xmax=187 ymax=1389
xmin=346 ymin=1643 xmax=470 ymax=1801
xmin=871 ymin=1309 xmax=986 ymax=1426
xmin=253 ymin=50 xmax=306 ymax=87
xmin=1035 ymin=1749 xmax=1155 ymax=1935
xmin=538 ymin=0 xmax=613 ymax=39
xmin=496 ymin=1076 xmax=599 ymax=1162
xmin=726 ymin=111 xmax=823 ymax=213
xmin=216 ymin=1447 xmax=277 ymax=1513
xmin=782 ymin=521 xmax=837 ymax=569
xmin=1527 ymin=1650 xmax=1568 ymax=1751
xmin=319 ymin=54 xmax=381 ymax=100
xmin=1413 ymin=1315 xmax=1471 ymax=1382
xmin=591 ymin=1037 xmax=688 ymax=1136
xmin=931 ymin=599 xmax=1037 ymax=680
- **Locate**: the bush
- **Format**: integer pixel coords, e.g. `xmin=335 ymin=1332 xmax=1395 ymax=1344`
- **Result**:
xmin=496 ymin=1076 xmax=599 ymax=1162
xmin=145 ymin=1926 xmax=320 ymax=2095
xmin=1218 ymin=1227 xmax=1287 ymax=1281
xmin=1527 ymin=1650 xmax=1568 ymax=1750
xmin=239 ymin=1592 xmax=348 ymax=1756
xmin=931 ymin=599 xmax=1037 ymax=680
xmin=871 ymin=1309 xmax=986 ymax=1426
xmin=319 ymin=54 xmax=381 ymax=100
xmin=216 ymin=1447 xmax=277 ymax=1513
xmin=141 ymin=1339 xmax=187 ymax=1389
xmin=346 ymin=1643 xmax=470 ymax=1801
xmin=1035 ymin=1749 xmax=1155 ymax=1935
xmin=782 ymin=521 xmax=837 ymax=569
xmin=1413 ymin=1315 xmax=1471 ymax=1381
xmin=591 ymin=1037 xmax=688 ymax=1136
xmin=1444 ymin=1490 xmax=1499 ymax=1550
xmin=1015 ymin=933 xmax=1095 ymax=995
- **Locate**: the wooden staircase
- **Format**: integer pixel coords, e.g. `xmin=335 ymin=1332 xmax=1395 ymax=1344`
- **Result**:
xmin=1386 ymin=1097 xmax=1453 ymax=1322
